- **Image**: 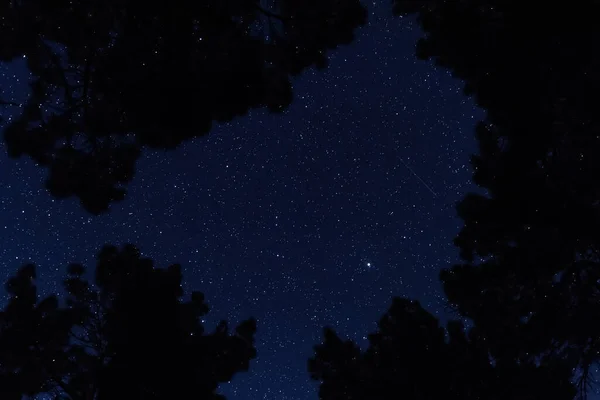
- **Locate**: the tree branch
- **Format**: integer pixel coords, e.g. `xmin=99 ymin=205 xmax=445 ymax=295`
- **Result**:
xmin=50 ymin=377 xmax=77 ymax=400
xmin=37 ymin=36 xmax=76 ymax=107
xmin=81 ymin=50 xmax=97 ymax=149
xmin=32 ymin=342 xmax=79 ymax=400
xmin=255 ymin=5 xmax=292 ymax=21
xmin=0 ymin=99 xmax=20 ymax=107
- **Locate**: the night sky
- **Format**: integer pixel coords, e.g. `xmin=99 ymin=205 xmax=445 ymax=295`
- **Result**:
xmin=0 ymin=4 xmax=483 ymax=400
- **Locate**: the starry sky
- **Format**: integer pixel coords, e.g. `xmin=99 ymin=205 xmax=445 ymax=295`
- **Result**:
xmin=0 ymin=4 xmax=484 ymax=400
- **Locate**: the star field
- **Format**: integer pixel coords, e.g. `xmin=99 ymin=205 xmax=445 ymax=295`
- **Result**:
xmin=0 ymin=5 xmax=482 ymax=400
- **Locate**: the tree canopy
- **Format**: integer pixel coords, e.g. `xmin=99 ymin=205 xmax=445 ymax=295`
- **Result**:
xmin=309 ymin=297 xmax=575 ymax=400
xmin=5 ymin=0 xmax=600 ymax=398
xmin=392 ymin=1 xmax=600 ymax=395
xmin=0 ymin=0 xmax=367 ymax=214
xmin=0 ymin=244 xmax=257 ymax=400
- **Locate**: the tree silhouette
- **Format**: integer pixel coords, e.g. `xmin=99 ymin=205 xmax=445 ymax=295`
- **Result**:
xmin=0 ymin=244 xmax=257 ymax=400
xmin=0 ymin=0 xmax=367 ymax=214
xmin=309 ymin=297 xmax=575 ymax=400
xmin=391 ymin=1 xmax=600 ymax=395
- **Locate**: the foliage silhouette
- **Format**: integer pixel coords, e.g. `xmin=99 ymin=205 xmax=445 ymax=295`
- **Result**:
xmin=0 ymin=0 xmax=367 ymax=214
xmin=0 ymin=244 xmax=257 ymax=400
xmin=309 ymin=297 xmax=575 ymax=400
xmin=392 ymin=1 xmax=600 ymax=396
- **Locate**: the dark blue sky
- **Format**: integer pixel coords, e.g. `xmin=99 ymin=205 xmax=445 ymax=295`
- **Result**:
xmin=0 ymin=4 xmax=483 ymax=400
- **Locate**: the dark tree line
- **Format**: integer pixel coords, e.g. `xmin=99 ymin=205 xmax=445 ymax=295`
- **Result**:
xmin=309 ymin=297 xmax=575 ymax=400
xmin=393 ymin=0 xmax=600 ymax=394
xmin=0 ymin=245 xmax=256 ymax=400
xmin=0 ymin=0 xmax=366 ymax=214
